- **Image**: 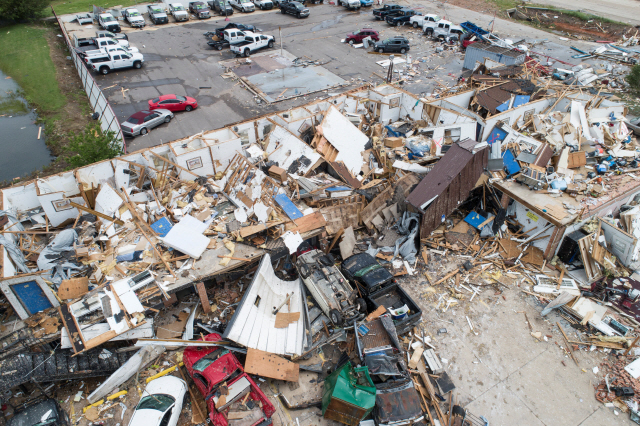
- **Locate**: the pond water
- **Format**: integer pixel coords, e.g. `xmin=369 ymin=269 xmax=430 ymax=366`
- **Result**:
xmin=0 ymin=70 xmax=55 ymax=183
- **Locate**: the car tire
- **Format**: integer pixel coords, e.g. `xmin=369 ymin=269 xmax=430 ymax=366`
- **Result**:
xmin=133 ymin=61 xmax=142 ymax=69
xmin=268 ymin=40 xmax=274 ymax=48
xmin=281 ymin=8 xmax=285 ymax=13
xmin=329 ymin=309 xmax=343 ymax=326
xmin=243 ymin=48 xmax=250 ymax=57
xmin=185 ymin=105 xmax=193 ymax=111
xmin=354 ymin=298 xmax=367 ymax=314
xmin=100 ymin=66 xmax=109 ymax=75
xmin=299 ymin=264 xmax=311 ymax=279
xmin=164 ymin=115 xmax=171 ymax=123
xmin=396 ymin=21 xmax=401 ymax=26
xmin=400 ymin=48 xmax=406 ymax=53
xmin=378 ymin=47 xmax=384 ymax=53
xmin=216 ymin=44 xmax=223 ymax=51
xmin=348 ymin=39 xmax=354 ymax=45
xmin=425 ymin=28 xmax=433 ymax=36
xmin=140 ymin=127 xmax=148 ymax=135
xmin=296 ymin=12 xmax=301 ymax=18
xmin=413 ymin=22 xmax=418 ymax=28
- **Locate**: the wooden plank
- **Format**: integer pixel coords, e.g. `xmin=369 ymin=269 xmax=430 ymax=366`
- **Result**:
xmin=68 ymin=201 xmax=124 ymax=225
xmin=244 ymin=348 xmax=299 ymax=381
xmin=556 ymin=321 xmax=579 ymax=366
xmin=58 ymin=277 xmax=89 ymax=300
xmin=195 ymin=282 xmax=211 ymax=314
xmin=408 ymin=347 xmax=425 ymax=369
xmin=285 ymin=211 xmax=327 ymax=234
xmin=325 ymin=228 xmax=344 ymax=253
xmin=274 ymin=312 xmax=300 ymax=328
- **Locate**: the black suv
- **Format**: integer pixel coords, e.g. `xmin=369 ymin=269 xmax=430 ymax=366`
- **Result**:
xmin=8 ymin=399 xmax=70 ymax=426
xmin=280 ymin=1 xmax=309 ymax=18
xmin=373 ymin=37 xmax=410 ymax=54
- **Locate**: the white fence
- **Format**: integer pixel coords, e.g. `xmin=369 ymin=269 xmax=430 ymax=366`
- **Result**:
xmin=52 ymin=8 xmax=126 ymax=152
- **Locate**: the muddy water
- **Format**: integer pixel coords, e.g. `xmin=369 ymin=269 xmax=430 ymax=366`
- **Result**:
xmin=0 ymin=70 xmax=54 ymax=183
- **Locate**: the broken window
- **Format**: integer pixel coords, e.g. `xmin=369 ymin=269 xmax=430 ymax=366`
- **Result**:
xmin=262 ymin=122 xmax=273 ymax=138
xmin=444 ymin=127 xmax=461 ymax=144
xmin=238 ymin=128 xmax=250 ymax=146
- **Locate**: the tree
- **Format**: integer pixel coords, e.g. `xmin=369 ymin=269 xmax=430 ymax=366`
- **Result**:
xmin=0 ymin=0 xmax=51 ymax=21
xmin=65 ymin=125 xmax=123 ymax=169
xmin=626 ymin=65 xmax=640 ymax=94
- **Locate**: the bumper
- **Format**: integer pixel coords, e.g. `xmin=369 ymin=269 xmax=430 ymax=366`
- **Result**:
xmin=176 ymin=14 xmax=188 ymax=20
xmin=299 ymin=12 xmax=309 ymax=16
xmin=131 ymin=22 xmax=145 ymax=27
xmin=122 ymin=129 xmax=138 ymax=137
xmin=243 ymin=6 xmax=255 ymax=11
xmin=198 ymin=12 xmax=211 ymax=18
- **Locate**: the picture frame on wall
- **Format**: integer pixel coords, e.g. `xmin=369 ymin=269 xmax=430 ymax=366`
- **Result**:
xmin=52 ymin=199 xmax=73 ymax=212
xmin=186 ymin=156 xmax=203 ymax=170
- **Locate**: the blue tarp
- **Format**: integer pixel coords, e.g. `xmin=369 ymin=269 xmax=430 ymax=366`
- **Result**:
xmin=502 ymin=149 xmax=521 ymax=176
xmin=274 ymin=193 xmax=304 ymax=220
xmin=464 ymin=211 xmax=487 ymax=229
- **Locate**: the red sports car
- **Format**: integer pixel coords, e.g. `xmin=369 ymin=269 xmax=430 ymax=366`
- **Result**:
xmin=183 ymin=333 xmax=276 ymax=426
xmin=148 ymin=94 xmax=198 ymax=112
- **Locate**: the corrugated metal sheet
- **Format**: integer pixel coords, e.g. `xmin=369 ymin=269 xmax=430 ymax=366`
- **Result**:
xmin=405 ymin=139 xmax=489 ymax=238
xmin=223 ymin=254 xmax=307 ymax=356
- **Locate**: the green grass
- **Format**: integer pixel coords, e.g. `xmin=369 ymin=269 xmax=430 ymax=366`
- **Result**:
xmin=0 ymin=98 xmax=29 ymax=115
xmin=558 ymin=9 xmax=623 ymax=25
xmin=0 ymin=25 xmax=65 ymax=114
xmin=49 ymin=0 xmax=143 ymax=15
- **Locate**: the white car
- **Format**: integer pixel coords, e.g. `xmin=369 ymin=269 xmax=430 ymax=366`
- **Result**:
xmin=127 ymin=376 xmax=187 ymax=426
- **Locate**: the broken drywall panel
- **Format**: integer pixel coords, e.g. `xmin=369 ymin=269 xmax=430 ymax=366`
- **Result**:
xmin=37 ymin=192 xmax=83 ymax=228
xmin=61 ymin=319 xmax=154 ymax=349
xmin=254 ymin=202 xmax=269 ymax=224
xmin=320 ymin=106 xmax=368 ymax=175
xmin=264 ymin=125 xmax=322 ymax=175
xmin=339 ymin=226 xmax=356 ymax=259
xmin=36 ymin=172 xmax=80 ymax=198
xmin=87 ymin=344 xmax=165 ymax=403
xmin=3 ymin=183 xmax=40 ymax=213
xmin=162 ymin=215 xmax=209 ymax=259
xmin=282 ymin=231 xmax=303 ymax=254
xmin=223 ymin=254 xmax=306 ymax=356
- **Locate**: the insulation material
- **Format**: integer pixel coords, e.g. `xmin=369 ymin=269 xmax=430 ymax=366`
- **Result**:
xmin=223 ymin=254 xmax=306 ymax=355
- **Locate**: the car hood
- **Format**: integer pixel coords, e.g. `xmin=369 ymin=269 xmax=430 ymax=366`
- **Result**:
xmin=128 ymin=408 xmax=165 ymax=426
xmin=174 ymin=9 xmax=188 ymax=14
xmin=152 ymin=11 xmax=168 ymax=16
xmin=129 ymin=15 xmax=144 ymax=21
xmin=374 ymin=380 xmax=423 ymax=425
xmin=144 ymin=376 xmax=186 ymax=398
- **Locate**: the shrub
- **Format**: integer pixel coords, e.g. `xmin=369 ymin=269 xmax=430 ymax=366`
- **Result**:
xmin=0 ymin=0 xmax=51 ymax=21
xmin=65 ymin=125 xmax=122 ymax=169
xmin=626 ymin=65 xmax=640 ymax=94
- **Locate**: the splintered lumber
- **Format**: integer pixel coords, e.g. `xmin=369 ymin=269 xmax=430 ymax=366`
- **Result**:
xmin=69 ymin=202 xmax=124 ymax=225
xmin=433 ymin=269 xmax=459 ymax=286
xmin=557 ymin=322 xmax=579 ymax=366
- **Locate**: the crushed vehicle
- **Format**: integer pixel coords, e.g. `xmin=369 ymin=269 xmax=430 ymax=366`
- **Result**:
xmin=280 ymin=1 xmax=309 ymax=18
xmin=89 ymin=49 xmax=144 ymax=74
xmin=95 ymin=30 xmax=128 ymax=41
xmin=410 ymin=12 xmax=440 ymax=29
xmin=322 ymin=362 xmax=376 ymax=425
xmin=189 ymin=1 xmax=211 ymax=18
xmin=340 ymin=0 xmax=360 ymax=11
xmin=122 ymin=8 xmax=146 ymax=28
xmin=229 ymin=0 xmax=255 ymax=12
xmin=253 ymin=0 xmax=274 ymax=9
xmin=128 ymin=376 xmax=187 ymax=426
xmin=120 ymin=109 xmax=172 ymax=137
xmin=97 ymin=12 xmax=121 ymax=33
xmin=373 ymin=3 xmax=402 ymax=20
xmin=345 ymin=28 xmax=380 ymax=45
xmin=168 ymin=3 xmax=189 ymax=21
xmin=385 ymin=9 xmax=421 ymax=26
xmin=76 ymin=13 xmax=93 ymax=25
xmin=208 ymin=0 xmax=234 ymax=14
xmin=184 ymin=334 xmax=276 ymax=426
xmin=147 ymin=4 xmax=169 ymax=24
xmin=206 ymin=29 xmax=250 ymax=50
xmin=297 ymin=249 xmax=366 ymax=325
xmin=342 ymin=253 xmax=422 ymax=335
xmin=373 ymin=36 xmax=410 ymax=54
xmin=230 ymin=31 xmax=275 ymax=57
xmin=7 ymin=398 xmax=70 ymax=426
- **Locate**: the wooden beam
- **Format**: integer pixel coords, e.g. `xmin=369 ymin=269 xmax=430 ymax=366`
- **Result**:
xmin=69 ymin=202 xmax=124 ymax=225
xmin=195 ymin=282 xmax=211 ymax=314
xmin=325 ymin=228 xmax=344 ymax=254
xmin=150 ymin=151 xmax=199 ymax=177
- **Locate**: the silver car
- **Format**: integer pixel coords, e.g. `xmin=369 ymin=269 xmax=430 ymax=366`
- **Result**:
xmin=121 ymin=109 xmax=173 ymax=137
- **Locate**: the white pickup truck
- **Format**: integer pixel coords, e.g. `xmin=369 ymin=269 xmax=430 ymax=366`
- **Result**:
xmin=90 ymin=50 xmax=144 ymax=75
xmin=82 ymin=46 xmax=139 ymax=64
xmin=229 ymin=0 xmax=255 ymax=12
xmin=168 ymin=3 xmax=189 ymax=21
xmin=253 ymin=0 xmax=273 ymax=9
xmin=98 ymin=13 xmax=121 ymax=33
xmin=230 ymin=32 xmax=274 ymax=57
xmin=410 ymin=13 xmax=439 ymax=29
xmin=122 ymin=8 xmax=146 ymax=28
xmin=341 ymin=0 xmax=360 ymax=10
xmin=95 ymin=36 xmax=130 ymax=48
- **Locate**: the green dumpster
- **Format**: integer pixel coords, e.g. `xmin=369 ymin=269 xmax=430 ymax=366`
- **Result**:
xmin=322 ymin=362 xmax=377 ymax=426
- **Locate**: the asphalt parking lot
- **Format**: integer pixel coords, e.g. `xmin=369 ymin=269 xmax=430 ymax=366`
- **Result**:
xmin=92 ymin=4 xmax=465 ymax=152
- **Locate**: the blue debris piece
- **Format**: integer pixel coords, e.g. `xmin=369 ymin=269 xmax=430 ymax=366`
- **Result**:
xmin=151 ymin=217 xmax=173 ymax=237
xmin=464 ymin=211 xmax=487 ymax=229
xmin=486 ymin=126 xmax=508 ymax=146
xmin=274 ymin=193 xmax=304 ymax=220
xmin=325 ymin=186 xmax=351 ymax=192
xmin=502 ymin=149 xmax=521 ymax=176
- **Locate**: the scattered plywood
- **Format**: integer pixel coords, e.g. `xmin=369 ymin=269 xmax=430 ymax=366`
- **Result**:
xmin=156 ymin=311 xmax=190 ymax=339
xmin=274 ymin=312 xmax=300 ymax=328
xmin=522 ymin=246 xmax=545 ymax=267
xmin=58 ymin=277 xmax=89 ymax=299
xmin=244 ymin=348 xmax=299 ymax=381
xmin=498 ymin=238 xmax=520 ymax=259
xmin=285 ymin=212 xmax=327 ymax=234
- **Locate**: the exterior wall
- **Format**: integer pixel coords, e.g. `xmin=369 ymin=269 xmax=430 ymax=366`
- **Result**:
xmin=463 ymin=45 xmax=525 ymax=70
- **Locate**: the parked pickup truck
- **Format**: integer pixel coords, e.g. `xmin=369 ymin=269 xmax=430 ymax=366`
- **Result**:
xmin=213 ymin=22 xmax=257 ymax=37
xmin=431 ymin=21 xmax=464 ymax=41
xmin=189 ymin=1 xmax=211 ymax=18
xmin=94 ymin=36 xmax=130 ymax=48
xmin=81 ymin=46 xmax=139 ymax=64
xmin=98 ymin=13 xmax=121 ymax=33
xmin=373 ymin=3 xmax=401 ymax=20
xmin=208 ymin=0 xmax=234 ymax=14
xmin=229 ymin=0 xmax=255 ymax=12
xmin=89 ymin=50 xmax=144 ymax=75
xmin=385 ymin=9 xmax=420 ymax=26
xmin=168 ymin=3 xmax=189 ymax=20
xmin=147 ymin=4 xmax=169 ymax=24
xmin=230 ymin=31 xmax=275 ymax=56
xmin=76 ymin=13 xmax=93 ymax=25
xmin=207 ymin=28 xmax=248 ymax=50
xmin=121 ymin=8 xmax=145 ymax=28
xmin=253 ymin=0 xmax=273 ymax=9
xmin=96 ymin=30 xmax=128 ymax=41
xmin=410 ymin=12 xmax=440 ymax=29
xmin=340 ymin=0 xmax=360 ymax=10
